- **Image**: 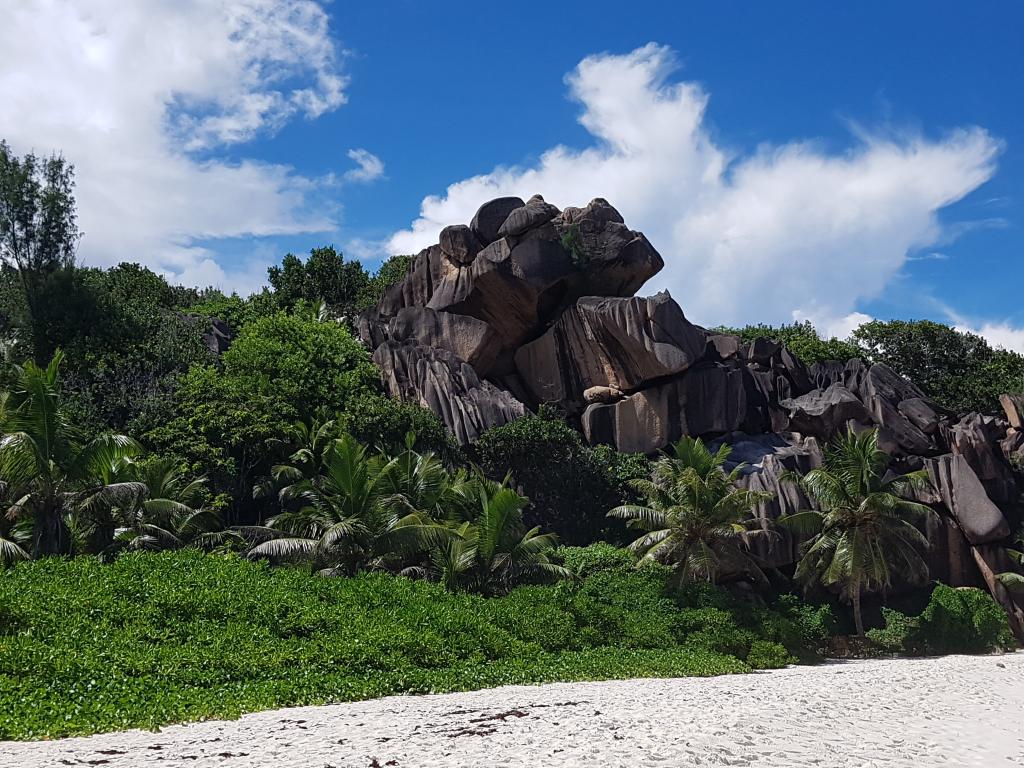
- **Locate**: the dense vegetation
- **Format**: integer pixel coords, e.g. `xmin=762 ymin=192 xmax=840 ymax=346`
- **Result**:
xmin=0 ymin=141 xmax=1019 ymax=741
xmin=0 ymin=548 xmax=835 ymax=740
xmin=719 ymin=319 xmax=1024 ymax=414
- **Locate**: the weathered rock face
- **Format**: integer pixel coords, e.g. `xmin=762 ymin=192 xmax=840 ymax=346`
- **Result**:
xmin=921 ymin=454 xmax=1011 ymax=545
xmin=514 ymin=292 xmax=706 ymax=408
xmin=358 ymin=196 xmax=664 ymax=444
xmin=581 ymin=364 xmax=748 ymax=455
xmin=202 ymin=317 xmax=233 ymax=355
xmin=1000 ymin=393 xmax=1024 ymax=430
xmin=372 ymin=341 xmax=525 ymax=444
xmin=354 ymin=192 xmax=1024 ymax=616
xmin=780 ymin=384 xmax=873 ymax=440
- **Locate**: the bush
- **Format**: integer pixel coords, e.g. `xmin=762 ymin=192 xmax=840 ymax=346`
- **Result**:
xmin=0 ymin=551 xmax=836 ymax=739
xmin=339 ymin=392 xmax=461 ymax=463
xmin=474 ymin=408 xmax=648 ymax=544
xmin=746 ymin=641 xmax=794 ymax=670
xmin=558 ymin=543 xmax=636 ymax=577
xmin=867 ymin=584 xmax=1016 ymax=655
xmin=143 ymin=311 xmax=379 ymax=518
xmin=714 ymin=320 xmax=863 ymax=365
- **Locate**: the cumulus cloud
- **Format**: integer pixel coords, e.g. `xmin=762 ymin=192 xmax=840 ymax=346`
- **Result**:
xmin=0 ymin=0 xmax=347 ymax=288
xmin=966 ymin=323 xmax=1024 ymax=354
xmin=388 ymin=43 xmax=1001 ymax=330
xmin=344 ymin=149 xmax=385 ymax=183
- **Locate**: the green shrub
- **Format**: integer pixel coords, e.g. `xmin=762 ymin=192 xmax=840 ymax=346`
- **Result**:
xmin=474 ymin=408 xmax=646 ymax=544
xmin=557 ymin=542 xmax=636 ymax=577
xmin=0 ymin=551 xmax=831 ymax=740
xmin=867 ymin=584 xmax=1016 ymax=654
xmin=746 ymin=641 xmax=794 ymax=669
xmin=339 ymin=392 xmax=461 ymax=463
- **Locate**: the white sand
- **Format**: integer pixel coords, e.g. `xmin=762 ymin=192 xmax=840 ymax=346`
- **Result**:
xmin=3 ymin=653 xmax=1022 ymax=768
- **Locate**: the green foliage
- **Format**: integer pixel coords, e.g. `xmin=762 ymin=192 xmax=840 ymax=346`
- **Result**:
xmin=358 ymin=254 xmax=413 ymax=310
xmin=561 ymin=223 xmax=587 ymax=269
xmin=781 ymin=427 xmax=934 ymax=635
xmin=144 ymin=311 xmax=378 ymax=513
xmin=558 ymin=542 xmax=637 ymax=577
xmin=715 ymin=320 xmax=863 ymax=365
xmin=339 ymin=392 xmax=460 ymax=462
xmin=0 ymin=351 xmax=142 ymax=557
xmin=867 ymin=584 xmax=1016 ymax=654
xmin=61 ymin=265 xmax=213 ymax=430
xmin=851 ymin=319 xmax=1024 ymax=414
xmin=0 ymin=551 xmax=844 ymax=739
xmin=474 ymin=407 xmax=648 ymax=544
xmin=180 ymin=288 xmax=278 ymax=332
xmin=0 ymin=140 xmax=80 ymax=363
xmin=745 ymin=641 xmax=793 ymax=669
xmin=267 ymin=246 xmax=371 ymax=318
xmin=609 ymin=436 xmax=774 ymax=584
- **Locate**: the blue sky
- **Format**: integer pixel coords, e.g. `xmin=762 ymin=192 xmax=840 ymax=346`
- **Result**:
xmin=2 ymin=1 xmax=1022 ymax=347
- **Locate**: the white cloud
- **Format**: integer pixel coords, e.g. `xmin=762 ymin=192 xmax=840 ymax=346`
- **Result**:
xmin=934 ymin=302 xmax=1024 ymax=355
xmin=388 ymin=43 xmax=1001 ymax=330
xmin=344 ymin=149 xmax=385 ymax=183
xmin=954 ymin=322 xmax=1024 ymax=354
xmin=792 ymin=310 xmax=874 ymax=341
xmin=0 ymin=0 xmax=346 ymax=285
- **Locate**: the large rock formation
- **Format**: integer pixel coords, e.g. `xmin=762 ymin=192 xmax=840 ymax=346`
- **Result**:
xmin=357 ymin=194 xmax=1023 ymax=623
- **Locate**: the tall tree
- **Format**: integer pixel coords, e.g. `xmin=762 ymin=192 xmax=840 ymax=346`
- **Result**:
xmin=267 ymin=246 xmax=371 ymax=320
xmin=781 ymin=427 xmax=934 ymax=635
xmin=0 ymin=141 xmax=81 ymax=362
xmin=851 ymin=319 xmax=1024 ymax=414
xmin=609 ymin=436 xmax=773 ymax=585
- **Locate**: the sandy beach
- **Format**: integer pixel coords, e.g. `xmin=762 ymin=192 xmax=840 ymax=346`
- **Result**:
xmin=4 ymin=653 xmax=1021 ymax=768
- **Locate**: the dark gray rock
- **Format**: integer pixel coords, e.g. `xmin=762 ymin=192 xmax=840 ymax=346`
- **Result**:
xmin=780 ymin=384 xmax=873 ymax=440
xmin=202 ymin=317 xmax=233 ymax=355
xmin=439 ymin=224 xmax=484 ymax=266
xmin=388 ymin=307 xmax=500 ymax=376
xmin=470 ymin=196 xmax=525 ymax=245
xmin=514 ymin=291 xmax=707 ymax=406
xmin=581 ymin=364 xmax=747 ymax=454
xmin=497 ymin=194 xmax=560 ymax=238
xmin=922 ymin=454 xmax=1011 ymax=545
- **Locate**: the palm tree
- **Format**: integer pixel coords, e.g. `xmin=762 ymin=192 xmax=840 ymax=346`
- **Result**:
xmin=0 ymin=496 xmax=29 ymax=566
xmin=255 ymin=416 xmax=339 ymax=507
xmin=379 ymin=432 xmax=475 ymax=521
xmin=101 ymin=458 xmax=236 ymax=559
xmin=245 ymin=433 xmax=438 ymax=575
xmin=780 ymin=427 xmax=933 ymax=636
xmin=0 ymin=352 xmax=143 ymax=557
xmin=425 ymin=475 xmax=569 ymax=595
xmin=608 ymin=436 xmax=774 ymax=585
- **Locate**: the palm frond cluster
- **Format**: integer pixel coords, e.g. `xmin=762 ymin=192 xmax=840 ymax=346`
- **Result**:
xmin=609 ymin=431 xmax=937 ymax=637
xmin=0 ymin=353 xmax=230 ymax=564
xmin=245 ymin=427 xmax=569 ymax=595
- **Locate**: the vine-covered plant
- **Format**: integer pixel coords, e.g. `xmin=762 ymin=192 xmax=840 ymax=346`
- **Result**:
xmin=561 ymin=223 xmax=587 ymax=269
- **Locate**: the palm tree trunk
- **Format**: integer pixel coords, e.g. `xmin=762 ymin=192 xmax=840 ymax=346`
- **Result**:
xmin=32 ymin=502 xmax=69 ymax=558
xmin=852 ymin=585 xmax=865 ymax=637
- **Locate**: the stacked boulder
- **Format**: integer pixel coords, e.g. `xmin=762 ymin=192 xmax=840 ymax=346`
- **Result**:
xmin=358 ymin=195 xmax=1023 ymax=621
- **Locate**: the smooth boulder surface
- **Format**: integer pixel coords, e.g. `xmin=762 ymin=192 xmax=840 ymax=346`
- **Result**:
xmin=470 ymin=196 xmax=525 ymax=245
xmin=514 ymin=291 xmax=706 ymax=407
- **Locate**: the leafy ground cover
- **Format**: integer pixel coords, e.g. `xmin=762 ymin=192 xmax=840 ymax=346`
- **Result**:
xmin=0 ymin=549 xmax=829 ymax=740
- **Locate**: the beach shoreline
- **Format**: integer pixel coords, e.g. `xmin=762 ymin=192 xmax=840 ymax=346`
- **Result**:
xmin=4 ymin=652 xmax=1022 ymax=768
